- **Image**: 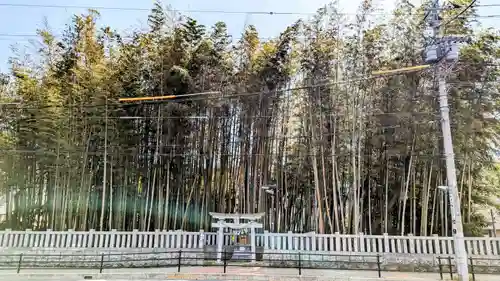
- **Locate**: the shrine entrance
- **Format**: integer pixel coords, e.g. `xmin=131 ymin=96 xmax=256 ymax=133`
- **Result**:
xmin=209 ymin=212 xmax=264 ymax=263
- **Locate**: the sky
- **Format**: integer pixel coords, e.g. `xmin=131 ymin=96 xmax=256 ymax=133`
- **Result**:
xmin=0 ymin=0 xmax=498 ymax=72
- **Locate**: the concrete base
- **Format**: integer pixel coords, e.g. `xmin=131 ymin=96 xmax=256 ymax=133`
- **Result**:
xmin=263 ymin=250 xmax=500 ymax=274
xmin=203 ymin=245 xmax=264 ymax=261
xmin=1 ymin=247 xmax=499 ymax=274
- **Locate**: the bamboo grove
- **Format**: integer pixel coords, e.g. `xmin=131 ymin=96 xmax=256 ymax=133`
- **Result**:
xmin=0 ymin=0 xmax=499 ymax=236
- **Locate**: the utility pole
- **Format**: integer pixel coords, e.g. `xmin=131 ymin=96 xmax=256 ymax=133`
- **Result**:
xmin=424 ymin=1 xmax=469 ymax=280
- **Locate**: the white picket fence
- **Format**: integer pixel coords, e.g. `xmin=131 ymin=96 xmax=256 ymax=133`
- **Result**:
xmin=0 ymin=229 xmax=499 ymax=256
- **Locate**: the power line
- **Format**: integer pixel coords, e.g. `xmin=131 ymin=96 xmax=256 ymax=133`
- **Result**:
xmin=5 ymin=112 xmax=441 ymax=126
xmin=475 ymin=4 xmax=500 ymax=8
xmin=438 ymin=0 xmax=478 ymax=28
xmin=0 ymin=1 xmax=494 ymax=44
xmin=1 ymin=75 xmax=496 ymax=111
xmin=0 ymin=74 xmax=416 ymax=110
xmin=0 ymin=2 xmax=495 ymax=14
xmin=4 ymin=120 xmax=491 ymax=143
xmin=1 ymin=149 xmax=497 ymax=163
xmin=0 ymin=3 xmax=338 ymax=15
xmin=0 ymin=122 xmax=441 ymax=152
xmin=51 ymin=111 xmax=439 ymax=120
xmin=0 ymin=15 xmax=498 ymax=41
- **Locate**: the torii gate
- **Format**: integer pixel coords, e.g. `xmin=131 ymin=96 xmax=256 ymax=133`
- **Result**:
xmin=209 ymin=212 xmax=264 ymax=262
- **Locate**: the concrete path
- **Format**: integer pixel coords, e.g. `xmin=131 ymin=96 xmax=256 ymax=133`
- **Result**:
xmin=0 ymin=267 xmax=497 ymax=281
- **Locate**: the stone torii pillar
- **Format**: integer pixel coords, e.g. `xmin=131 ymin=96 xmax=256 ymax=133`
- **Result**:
xmin=216 ymin=219 xmax=224 ymax=262
xmin=249 ymin=220 xmax=256 ymax=261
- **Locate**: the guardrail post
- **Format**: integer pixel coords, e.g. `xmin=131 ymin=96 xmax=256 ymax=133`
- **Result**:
xmin=437 ymin=257 xmax=443 ymax=280
xmin=223 ymin=250 xmax=227 ymax=273
xmin=469 ymin=257 xmax=475 ymax=281
xmin=99 ymin=253 xmax=104 ymax=273
xmin=298 ymin=252 xmax=302 ymax=275
xmin=16 ymin=253 xmax=23 ymax=273
xmin=177 ymin=250 xmax=182 ymax=272
xmin=376 ymin=254 xmax=381 ymax=278
xmin=447 ymin=256 xmax=453 ymax=280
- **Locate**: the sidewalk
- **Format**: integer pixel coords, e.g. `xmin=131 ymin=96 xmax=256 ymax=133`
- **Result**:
xmin=0 ymin=266 xmax=497 ymax=281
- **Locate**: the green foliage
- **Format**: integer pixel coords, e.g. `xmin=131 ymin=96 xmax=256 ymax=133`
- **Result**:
xmin=0 ymin=2 xmax=499 ymax=235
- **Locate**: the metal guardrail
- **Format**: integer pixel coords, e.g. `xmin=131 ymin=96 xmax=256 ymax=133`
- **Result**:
xmin=5 ymin=250 xmax=500 ymax=279
xmin=0 ymin=250 xmax=383 ymax=277
xmin=437 ymin=256 xmax=500 ymax=281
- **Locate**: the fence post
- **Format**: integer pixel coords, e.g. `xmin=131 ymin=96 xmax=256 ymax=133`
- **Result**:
xmin=24 ymin=229 xmax=32 ymax=247
xmin=154 ymin=229 xmax=160 ymax=248
xmin=198 ymin=229 xmax=205 ymax=249
xmin=298 ymin=252 xmax=301 ymax=276
xmin=437 ymin=257 xmax=443 ymax=280
xmin=353 ymin=232 xmax=358 ymax=252
xmin=383 ymin=233 xmax=389 ymax=253
xmin=4 ymin=229 xmax=12 ymax=247
xmin=433 ymin=234 xmax=441 ymax=256
xmin=359 ymin=232 xmax=365 ymax=252
xmin=310 ymin=232 xmax=316 ymax=251
xmin=99 ymin=254 xmax=104 ymax=273
xmin=469 ymin=257 xmax=475 ymax=281
xmin=69 ymin=229 xmax=77 ymax=248
xmin=287 ymin=231 xmax=293 ymax=250
xmin=88 ymin=229 xmax=95 ymax=248
xmin=131 ymin=229 xmax=138 ymax=247
xmin=484 ymin=235 xmax=491 ymax=256
xmin=376 ymin=254 xmax=381 ymax=278
xmin=109 ymin=229 xmax=116 ymax=248
xmin=334 ymin=232 xmax=340 ymax=252
xmin=43 ymin=229 xmax=51 ymax=247
xmin=408 ymin=234 xmax=415 ymax=253
xmin=263 ymin=231 xmax=269 ymax=250
xmin=177 ymin=250 xmax=182 ymax=272
xmin=447 ymin=256 xmax=453 ymax=280
xmin=16 ymin=253 xmax=23 ymax=273
xmin=176 ymin=230 xmax=182 ymax=249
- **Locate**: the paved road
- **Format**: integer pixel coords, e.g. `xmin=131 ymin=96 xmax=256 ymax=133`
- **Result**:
xmin=0 ymin=267 xmax=497 ymax=281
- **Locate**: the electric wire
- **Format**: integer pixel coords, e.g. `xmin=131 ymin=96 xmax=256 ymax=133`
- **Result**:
xmin=0 ymin=2 xmax=496 ymax=41
xmin=0 ymin=73 xmax=421 ymax=110
xmin=437 ymin=0 xmax=478 ymax=28
xmin=0 ymin=3 xmax=382 ymax=15
xmin=0 ymin=16 xmax=497 ymax=42
xmin=0 ymin=4 xmax=496 ymax=154
xmin=2 ymin=150 xmax=497 ymax=164
xmin=1 ymin=74 xmax=497 ymax=110
xmin=0 ymin=2 xmax=495 ymax=13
